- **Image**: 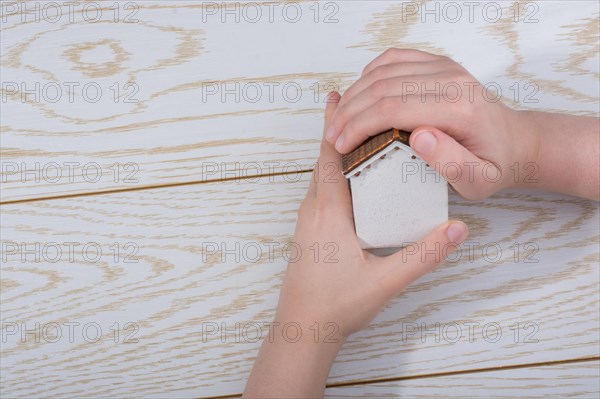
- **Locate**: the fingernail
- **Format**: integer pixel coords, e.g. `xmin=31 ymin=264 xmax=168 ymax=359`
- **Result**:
xmin=446 ymin=222 xmax=467 ymax=243
xmin=412 ymin=131 xmax=437 ymax=156
xmin=335 ymin=135 xmax=344 ymax=152
xmin=326 ymin=126 xmax=336 ymax=141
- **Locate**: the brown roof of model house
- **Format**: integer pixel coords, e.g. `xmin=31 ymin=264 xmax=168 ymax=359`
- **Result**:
xmin=342 ymin=128 xmax=411 ymax=175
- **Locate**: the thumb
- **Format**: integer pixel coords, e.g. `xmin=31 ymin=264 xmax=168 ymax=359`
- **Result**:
xmin=409 ymin=127 xmax=500 ymax=200
xmin=318 ymin=91 xmax=342 ymax=162
xmin=323 ymin=91 xmax=341 ymax=129
xmin=307 ymin=92 xmax=341 ymax=197
xmin=377 ymin=221 xmax=468 ymax=296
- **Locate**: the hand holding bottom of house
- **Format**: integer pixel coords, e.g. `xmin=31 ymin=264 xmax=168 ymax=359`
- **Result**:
xmin=243 ymin=92 xmax=469 ymax=399
xmin=326 ymin=48 xmax=599 ymax=202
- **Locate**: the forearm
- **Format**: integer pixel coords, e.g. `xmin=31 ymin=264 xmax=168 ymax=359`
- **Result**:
xmin=243 ymin=322 xmax=344 ymax=399
xmin=513 ymin=110 xmax=600 ymax=200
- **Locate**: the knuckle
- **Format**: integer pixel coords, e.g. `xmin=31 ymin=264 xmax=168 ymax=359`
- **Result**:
xmin=382 ymin=47 xmax=402 ymax=61
xmin=369 ymin=65 xmax=387 ymax=79
xmin=384 ymin=47 xmax=399 ymax=57
xmin=334 ymin=103 xmax=349 ymax=125
xmin=437 ymin=54 xmax=453 ymax=63
xmin=458 ymin=98 xmax=476 ymax=120
xmin=377 ymin=96 xmax=397 ymax=116
xmin=370 ymin=79 xmax=389 ymax=98
xmin=448 ymin=82 xmax=475 ymax=113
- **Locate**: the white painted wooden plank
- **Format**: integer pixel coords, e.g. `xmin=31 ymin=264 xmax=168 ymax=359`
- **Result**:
xmin=2 ymin=1 xmax=598 ymax=201
xmin=1 ymin=175 xmax=598 ymax=398
xmin=325 ymin=361 xmax=600 ymax=398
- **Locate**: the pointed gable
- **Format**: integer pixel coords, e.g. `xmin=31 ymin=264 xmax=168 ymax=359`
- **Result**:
xmin=341 ymin=128 xmax=411 ymax=176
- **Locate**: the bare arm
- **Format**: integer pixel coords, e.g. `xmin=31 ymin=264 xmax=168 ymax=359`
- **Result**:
xmin=327 ymin=48 xmax=600 ymax=202
xmin=243 ymin=92 xmax=468 ymax=398
xmin=515 ymin=110 xmax=599 ymax=201
xmin=242 ymin=323 xmax=344 ymax=398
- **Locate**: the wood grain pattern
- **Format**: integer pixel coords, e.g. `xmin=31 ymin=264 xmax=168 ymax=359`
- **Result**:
xmin=1 ymin=174 xmax=598 ymax=398
xmin=2 ymin=1 xmax=599 ymax=398
xmin=325 ymin=360 xmax=600 ymax=398
xmin=2 ymin=1 xmax=598 ymax=201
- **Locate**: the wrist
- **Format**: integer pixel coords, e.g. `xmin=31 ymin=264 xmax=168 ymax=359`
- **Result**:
xmin=503 ymin=108 xmax=542 ymax=189
xmin=244 ymin=320 xmax=344 ymax=398
xmin=268 ymin=317 xmax=346 ymax=354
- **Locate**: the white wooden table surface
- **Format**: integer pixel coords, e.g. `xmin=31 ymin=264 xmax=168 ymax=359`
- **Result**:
xmin=1 ymin=1 xmax=599 ymax=398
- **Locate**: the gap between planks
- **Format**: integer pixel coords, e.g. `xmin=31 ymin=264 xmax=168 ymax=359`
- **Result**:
xmin=200 ymin=356 xmax=600 ymax=399
xmin=0 ymin=168 xmax=314 ymax=206
xmin=4 ymin=153 xmax=598 ymax=394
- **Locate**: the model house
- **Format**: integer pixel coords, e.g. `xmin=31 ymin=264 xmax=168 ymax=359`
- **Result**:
xmin=342 ymin=128 xmax=448 ymax=250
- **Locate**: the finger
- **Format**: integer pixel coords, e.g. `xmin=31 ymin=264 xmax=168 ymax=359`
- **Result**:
xmin=339 ymin=61 xmax=445 ymax=109
xmin=333 ymin=94 xmax=464 ymax=154
xmin=361 ymin=48 xmax=442 ymax=77
xmin=410 ymin=127 xmax=500 ymax=200
xmin=315 ymin=92 xmax=353 ymax=210
xmin=378 ymin=220 xmax=468 ymax=296
xmin=328 ymin=73 xmax=445 ymax=144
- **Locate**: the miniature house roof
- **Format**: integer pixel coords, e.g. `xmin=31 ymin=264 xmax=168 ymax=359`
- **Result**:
xmin=342 ymin=128 xmax=412 ymax=177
